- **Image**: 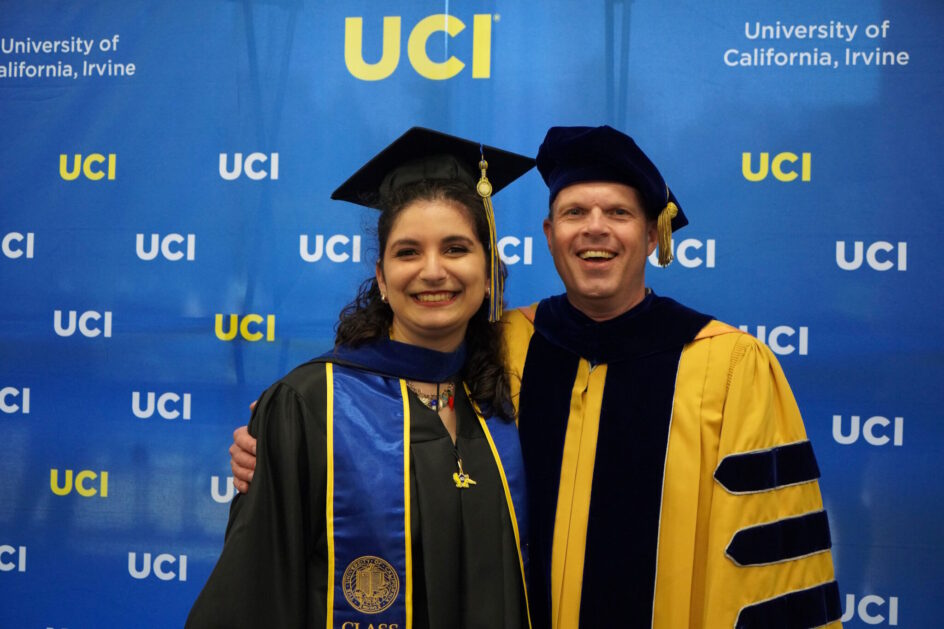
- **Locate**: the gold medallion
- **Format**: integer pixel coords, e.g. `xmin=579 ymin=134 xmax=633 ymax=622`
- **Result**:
xmin=342 ymin=555 xmax=400 ymax=614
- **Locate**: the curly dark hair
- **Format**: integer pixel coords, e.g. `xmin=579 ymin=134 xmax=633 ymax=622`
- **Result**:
xmin=335 ymin=179 xmax=513 ymax=421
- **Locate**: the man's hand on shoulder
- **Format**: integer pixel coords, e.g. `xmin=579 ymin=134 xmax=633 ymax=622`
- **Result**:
xmin=230 ymin=406 xmax=258 ymax=493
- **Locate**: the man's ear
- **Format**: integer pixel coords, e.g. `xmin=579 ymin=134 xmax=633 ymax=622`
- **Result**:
xmin=646 ymin=220 xmax=658 ymax=256
xmin=543 ymin=217 xmax=554 ymax=252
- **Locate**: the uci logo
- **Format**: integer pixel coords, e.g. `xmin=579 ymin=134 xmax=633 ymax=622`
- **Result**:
xmin=0 ymin=387 xmax=29 ymax=414
xmin=211 ymin=475 xmax=237 ymax=503
xmin=836 ymin=241 xmax=907 ymax=271
xmin=54 ymin=310 xmax=112 ymax=338
xmin=132 ymin=392 xmax=192 ymax=420
xmin=648 ymin=238 xmax=716 ymax=268
xmin=833 ymin=415 xmax=903 ymax=447
xmin=136 ymin=234 xmax=196 ymax=261
xmin=742 ymin=152 xmax=810 ymax=182
xmin=738 ymin=325 xmax=808 ymax=355
xmin=219 ymin=152 xmax=279 ymax=180
xmin=498 ymin=236 xmax=532 ymax=266
xmin=300 ymin=234 xmax=362 ymax=263
xmin=128 ymin=552 xmax=188 ymax=581
xmin=345 ymin=14 xmax=493 ymax=81
xmin=50 ymin=469 xmax=109 ymax=497
xmin=0 ymin=545 xmax=26 ymax=572
xmin=842 ymin=594 xmax=899 ymax=626
xmin=215 ymin=314 xmax=276 ymax=342
xmin=2 ymin=232 xmax=34 ymax=259
xmin=60 ymin=153 xmax=116 ymax=181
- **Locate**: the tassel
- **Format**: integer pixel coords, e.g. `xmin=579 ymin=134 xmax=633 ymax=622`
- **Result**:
xmin=477 ymin=154 xmax=503 ymax=322
xmin=656 ymin=201 xmax=678 ymax=267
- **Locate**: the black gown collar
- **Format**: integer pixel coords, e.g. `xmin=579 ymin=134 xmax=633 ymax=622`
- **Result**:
xmin=533 ymin=292 xmax=712 ymax=364
xmin=320 ymin=338 xmax=466 ymax=382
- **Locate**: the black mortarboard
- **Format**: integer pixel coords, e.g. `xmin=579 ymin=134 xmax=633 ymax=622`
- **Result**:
xmin=332 ymin=127 xmax=535 ymax=209
xmin=536 ymin=125 xmax=687 ymax=266
xmin=332 ymin=127 xmax=535 ymax=320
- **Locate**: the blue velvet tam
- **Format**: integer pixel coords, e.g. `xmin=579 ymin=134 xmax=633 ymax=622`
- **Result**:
xmin=536 ymin=125 xmax=688 ymax=232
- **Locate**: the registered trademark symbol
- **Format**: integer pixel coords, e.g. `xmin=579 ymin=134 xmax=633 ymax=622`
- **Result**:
xmin=494 ymin=14 xmax=500 ymax=21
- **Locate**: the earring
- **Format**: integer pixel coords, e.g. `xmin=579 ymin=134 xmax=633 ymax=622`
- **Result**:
xmin=381 ymin=293 xmax=387 ymax=303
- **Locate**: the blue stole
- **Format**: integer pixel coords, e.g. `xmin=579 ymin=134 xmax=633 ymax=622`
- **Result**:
xmin=320 ymin=340 xmax=530 ymax=629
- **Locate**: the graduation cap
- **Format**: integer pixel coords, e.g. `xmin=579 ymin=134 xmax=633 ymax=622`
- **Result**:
xmin=536 ymin=125 xmax=687 ymax=267
xmin=332 ymin=127 xmax=535 ymax=321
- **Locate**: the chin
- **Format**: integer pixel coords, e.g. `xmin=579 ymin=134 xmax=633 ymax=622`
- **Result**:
xmin=573 ymin=283 xmax=617 ymax=300
xmin=417 ymin=316 xmax=467 ymax=335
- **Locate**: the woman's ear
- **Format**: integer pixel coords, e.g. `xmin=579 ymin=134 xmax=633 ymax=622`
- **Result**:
xmin=375 ymin=260 xmax=387 ymax=300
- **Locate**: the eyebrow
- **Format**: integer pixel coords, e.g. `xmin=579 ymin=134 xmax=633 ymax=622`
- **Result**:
xmin=553 ymin=203 xmax=585 ymax=215
xmin=389 ymin=235 xmax=476 ymax=248
xmin=555 ymin=202 xmax=642 ymax=215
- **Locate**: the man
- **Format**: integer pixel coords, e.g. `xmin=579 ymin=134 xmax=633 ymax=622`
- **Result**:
xmin=229 ymin=126 xmax=842 ymax=628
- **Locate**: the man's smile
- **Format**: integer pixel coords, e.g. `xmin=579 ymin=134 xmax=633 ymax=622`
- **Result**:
xmin=577 ymin=249 xmax=617 ymax=261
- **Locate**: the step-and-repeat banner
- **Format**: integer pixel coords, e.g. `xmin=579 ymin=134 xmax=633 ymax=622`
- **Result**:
xmin=2 ymin=1 xmax=941 ymax=626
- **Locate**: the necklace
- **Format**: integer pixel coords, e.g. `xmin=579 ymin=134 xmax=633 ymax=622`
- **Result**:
xmin=405 ymin=380 xmax=455 ymax=411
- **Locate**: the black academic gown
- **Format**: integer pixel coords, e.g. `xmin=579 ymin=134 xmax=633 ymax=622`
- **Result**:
xmin=186 ymin=344 xmax=527 ymax=629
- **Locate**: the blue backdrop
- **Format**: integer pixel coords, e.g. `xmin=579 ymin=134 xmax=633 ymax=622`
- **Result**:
xmin=1 ymin=1 xmax=941 ymax=626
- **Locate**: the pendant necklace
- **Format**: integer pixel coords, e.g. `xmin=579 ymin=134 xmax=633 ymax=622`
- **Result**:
xmin=453 ymin=449 xmax=477 ymax=489
xmin=405 ymin=380 xmax=455 ymax=411
xmin=405 ymin=381 xmax=470 ymax=488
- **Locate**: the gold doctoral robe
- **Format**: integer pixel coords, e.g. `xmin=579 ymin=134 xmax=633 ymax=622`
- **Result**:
xmin=502 ymin=293 xmax=841 ymax=629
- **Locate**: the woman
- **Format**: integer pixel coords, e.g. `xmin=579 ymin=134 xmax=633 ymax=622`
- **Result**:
xmin=187 ymin=128 xmax=534 ymax=628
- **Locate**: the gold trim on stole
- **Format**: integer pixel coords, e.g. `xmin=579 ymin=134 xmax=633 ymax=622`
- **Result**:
xmin=325 ymin=363 xmax=336 ymax=629
xmin=399 ymin=379 xmax=413 ymax=629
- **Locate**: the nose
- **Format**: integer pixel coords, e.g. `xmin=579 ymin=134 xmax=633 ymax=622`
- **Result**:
xmin=419 ymin=252 xmax=447 ymax=282
xmin=582 ymin=207 xmax=609 ymax=236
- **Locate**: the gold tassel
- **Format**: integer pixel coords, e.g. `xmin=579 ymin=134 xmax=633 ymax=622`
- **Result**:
xmin=657 ymin=201 xmax=678 ymax=267
xmin=476 ymin=157 xmax=503 ymax=322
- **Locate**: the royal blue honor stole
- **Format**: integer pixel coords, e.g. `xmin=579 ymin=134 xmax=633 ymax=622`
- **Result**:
xmin=324 ymin=361 xmax=529 ymax=629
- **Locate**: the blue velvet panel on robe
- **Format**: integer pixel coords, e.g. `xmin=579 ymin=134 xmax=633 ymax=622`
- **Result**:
xmin=726 ymin=510 xmax=833 ymax=566
xmin=735 ymin=581 xmax=841 ymax=629
xmin=714 ymin=440 xmax=821 ymax=494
